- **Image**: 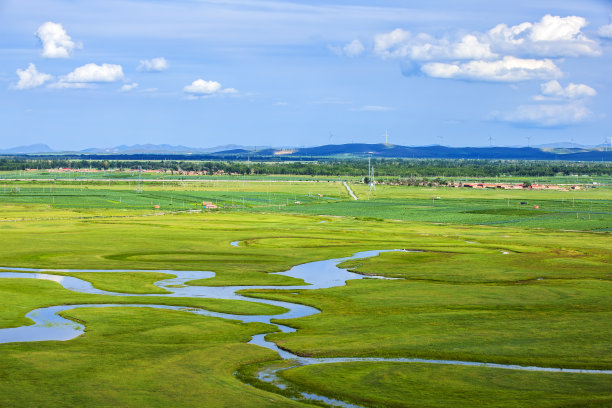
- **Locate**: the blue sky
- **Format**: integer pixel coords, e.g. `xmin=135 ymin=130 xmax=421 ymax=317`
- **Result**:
xmin=1 ymin=0 xmax=611 ymax=150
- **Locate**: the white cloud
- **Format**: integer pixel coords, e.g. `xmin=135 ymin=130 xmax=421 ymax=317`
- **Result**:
xmin=421 ymin=56 xmax=561 ymax=82
xmin=184 ymin=79 xmax=222 ymax=94
xmin=598 ymin=15 xmax=612 ymax=39
xmin=374 ymin=31 xmax=495 ymax=61
xmin=137 ymin=57 xmax=169 ymax=72
xmin=344 ymin=40 xmax=365 ymax=57
xmin=330 ymin=40 xmax=365 ymax=57
xmin=49 ymin=63 xmax=124 ymax=89
xmin=374 ymin=28 xmax=497 ymax=61
xmin=531 ymin=15 xmax=588 ymax=41
xmin=13 ymin=63 xmax=52 ymax=90
xmin=35 ymin=22 xmax=78 ymax=58
xmin=487 ymin=15 xmax=600 ymax=57
xmin=374 ymin=28 xmax=411 ymax=59
xmin=183 ymin=78 xmax=237 ymax=97
xmin=538 ymin=80 xmax=596 ymax=99
xmin=64 ymin=63 xmax=124 ymax=83
xmin=120 ymin=82 xmax=139 ymax=92
xmin=374 ymin=14 xmax=601 ymax=83
xmin=498 ymin=102 xmax=591 ymax=126
xmin=452 ymin=35 xmax=495 ymax=60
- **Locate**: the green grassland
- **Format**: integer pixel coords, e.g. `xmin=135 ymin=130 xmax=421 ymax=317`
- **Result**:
xmin=0 ymin=177 xmax=610 ymax=407
xmin=258 ymin=183 xmax=612 ymax=231
xmin=0 ymin=169 xmax=360 ymax=182
xmin=0 ymin=180 xmax=346 ymax=213
xmin=2 ymin=169 xmax=610 ymax=186
xmin=280 ymin=362 xmax=612 ymax=408
xmin=0 ymin=307 xmax=308 ymax=408
xmin=1 ymin=178 xmax=611 ymax=231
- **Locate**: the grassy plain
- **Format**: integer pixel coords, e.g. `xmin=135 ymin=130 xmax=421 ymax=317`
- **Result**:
xmin=261 ymin=183 xmax=612 ymax=231
xmin=0 ymin=176 xmax=610 ymax=407
xmin=0 ymin=306 xmax=308 ymax=408
xmin=281 ymin=362 xmax=612 ymax=408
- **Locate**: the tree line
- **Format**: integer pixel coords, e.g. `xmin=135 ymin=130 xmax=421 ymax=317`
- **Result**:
xmin=0 ymin=157 xmax=610 ymax=177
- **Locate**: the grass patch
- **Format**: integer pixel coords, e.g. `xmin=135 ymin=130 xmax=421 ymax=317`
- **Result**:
xmin=281 ymin=362 xmax=612 ymax=408
xmin=0 ymin=307 xmax=306 ymax=407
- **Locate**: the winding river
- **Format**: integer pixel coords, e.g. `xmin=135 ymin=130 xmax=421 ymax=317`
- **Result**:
xmin=0 ymin=246 xmax=610 ymax=407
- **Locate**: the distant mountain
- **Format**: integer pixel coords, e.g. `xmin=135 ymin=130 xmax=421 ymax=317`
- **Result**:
xmin=0 ymin=144 xmax=55 ymax=154
xmin=215 ymin=143 xmax=611 ymax=161
xmin=2 ymin=142 xmax=610 ymax=161
xmin=245 ymin=144 xmax=549 ymax=159
xmin=79 ymin=144 xmax=268 ymax=154
xmin=534 ymin=142 xmax=591 ymax=149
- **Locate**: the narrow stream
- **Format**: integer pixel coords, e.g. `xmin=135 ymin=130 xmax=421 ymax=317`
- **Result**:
xmin=0 ymin=247 xmax=610 ymax=407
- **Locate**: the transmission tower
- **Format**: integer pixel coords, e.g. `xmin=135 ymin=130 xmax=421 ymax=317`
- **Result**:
xmin=137 ymin=166 xmax=142 ymax=193
xmin=368 ymin=156 xmax=376 ymax=191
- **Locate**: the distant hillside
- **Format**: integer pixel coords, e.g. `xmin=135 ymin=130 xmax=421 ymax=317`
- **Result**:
xmin=0 ymin=144 xmax=55 ymax=154
xmin=1 ymin=143 xmax=610 ymax=161
xmin=215 ymin=143 xmax=612 ymax=161
xmin=81 ymin=144 xmax=253 ymax=154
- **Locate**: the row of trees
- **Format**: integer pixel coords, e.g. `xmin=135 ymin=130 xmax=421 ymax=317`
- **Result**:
xmin=0 ymin=157 xmax=610 ymax=177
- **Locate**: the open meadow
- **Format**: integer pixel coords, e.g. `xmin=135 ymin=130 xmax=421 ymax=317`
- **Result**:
xmin=0 ymin=175 xmax=610 ymax=407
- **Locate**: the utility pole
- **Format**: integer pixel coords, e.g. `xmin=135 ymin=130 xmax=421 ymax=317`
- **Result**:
xmin=368 ymin=156 xmax=375 ymax=191
xmin=137 ymin=166 xmax=142 ymax=193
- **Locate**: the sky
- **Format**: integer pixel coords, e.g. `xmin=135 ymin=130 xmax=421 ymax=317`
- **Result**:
xmin=1 ymin=0 xmax=612 ymax=150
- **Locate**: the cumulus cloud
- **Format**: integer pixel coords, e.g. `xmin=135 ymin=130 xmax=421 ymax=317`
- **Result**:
xmin=497 ymin=78 xmax=596 ymax=127
xmin=537 ymin=80 xmax=596 ymax=99
xmin=184 ymin=79 xmax=222 ymax=94
xmin=120 ymin=82 xmax=139 ymax=92
xmin=13 ymin=63 xmax=53 ymax=90
xmin=487 ymin=14 xmax=601 ymax=57
xmin=598 ymin=15 xmax=612 ymax=39
xmin=183 ymin=78 xmax=237 ymax=97
xmin=35 ymin=22 xmax=78 ymax=58
xmin=374 ymin=30 xmax=495 ymax=60
xmin=374 ymin=14 xmax=601 ymax=82
xmin=330 ymin=40 xmax=365 ymax=57
xmin=421 ymin=56 xmax=561 ymax=82
xmin=64 ymin=63 xmax=124 ymax=83
xmin=137 ymin=57 xmax=169 ymax=72
xmin=49 ymin=63 xmax=124 ymax=89
xmin=498 ymin=102 xmax=591 ymax=126
xmin=374 ymin=28 xmax=411 ymax=59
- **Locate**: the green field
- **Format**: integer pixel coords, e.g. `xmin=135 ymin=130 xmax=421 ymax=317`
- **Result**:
xmin=0 ymin=178 xmax=610 ymax=231
xmin=0 ymin=176 xmax=610 ymax=407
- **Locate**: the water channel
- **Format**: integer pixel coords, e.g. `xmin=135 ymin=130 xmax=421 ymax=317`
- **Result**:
xmin=0 ymin=247 xmax=610 ymax=407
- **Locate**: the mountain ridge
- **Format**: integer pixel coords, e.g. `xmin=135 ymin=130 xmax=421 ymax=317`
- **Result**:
xmin=1 ymin=143 xmax=610 ymax=161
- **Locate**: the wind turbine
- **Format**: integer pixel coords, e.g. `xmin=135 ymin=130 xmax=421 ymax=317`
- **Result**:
xmin=384 ymin=129 xmax=389 ymax=145
xmin=526 ymin=136 xmax=532 ymax=147
xmin=488 ymin=135 xmax=493 ymax=146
